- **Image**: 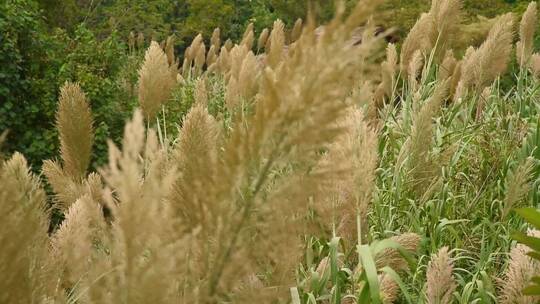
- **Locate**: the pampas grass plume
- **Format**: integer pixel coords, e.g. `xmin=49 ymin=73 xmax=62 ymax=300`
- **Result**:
xmin=517 ymin=2 xmax=537 ymax=66
xmin=211 ymin=27 xmax=221 ymax=50
xmin=291 ymin=18 xmax=303 ymax=43
xmin=459 ymin=13 xmax=514 ymax=95
xmin=241 ymin=23 xmax=255 ymax=50
xmin=138 ymin=41 xmax=176 ymax=121
xmin=267 ymin=19 xmax=286 ymax=68
xmin=503 ymin=157 xmax=535 ymax=217
xmin=56 ymin=82 xmax=94 ymax=180
xmin=498 ymin=230 xmax=540 ymax=304
xmin=426 ymin=246 xmax=456 ymax=304
xmin=257 ymin=28 xmax=270 ymax=52
xmin=379 ymin=273 xmax=399 ymax=304
xmin=400 ymin=13 xmax=435 ymax=74
xmin=376 ymin=233 xmax=421 ymax=271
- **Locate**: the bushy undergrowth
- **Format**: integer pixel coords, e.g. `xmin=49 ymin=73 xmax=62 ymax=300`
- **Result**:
xmin=3 ymin=0 xmax=540 ymax=303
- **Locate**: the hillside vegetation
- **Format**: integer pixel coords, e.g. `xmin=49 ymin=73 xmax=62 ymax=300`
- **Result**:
xmin=2 ymin=0 xmax=540 ymax=303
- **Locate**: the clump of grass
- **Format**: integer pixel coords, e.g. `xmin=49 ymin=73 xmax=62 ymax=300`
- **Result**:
xmin=4 ymin=1 xmax=540 ymax=303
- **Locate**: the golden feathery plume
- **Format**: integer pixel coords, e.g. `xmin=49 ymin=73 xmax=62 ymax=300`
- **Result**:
xmin=206 ymin=44 xmax=218 ymax=68
xmin=228 ymin=45 xmax=249 ymax=81
xmin=188 ymin=33 xmax=204 ymax=60
xmin=224 ymin=38 xmax=233 ymax=51
xmin=225 ymin=44 xmax=261 ymax=110
xmin=194 ymin=77 xmax=208 ymax=106
xmin=379 ymin=273 xmax=400 ymax=304
xmin=408 ymin=50 xmax=424 ymax=91
xmin=55 ymin=82 xmax=94 ymax=181
xmin=458 ymin=13 xmax=514 ymax=96
xmin=182 ymin=34 xmax=204 ymax=77
xmin=138 ymin=41 xmax=176 ymax=122
xmin=529 ymin=52 xmax=540 ymax=76
xmin=217 ymin=45 xmax=231 ymax=75
xmin=49 ymin=195 xmax=105 ymax=289
xmin=401 ymin=0 xmax=461 ymax=73
xmin=169 ymin=103 xmax=220 ymax=228
xmin=498 ymin=230 xmax=540 ymax=304
xmin=236 ymin=51 xmax=260 ymax=100
xmin=375 ymin=233 xmax=421 ymax=271
xmin=42 ymin=160 xmax=84 ymax=211
xmin=381 ymin=43 xmax=398 ymax=98
xmin=182 ymin=1 xmax=384 ymax=299
xmin=448 ymin=61 xmax=462 ymax=100
xmin=42 ymin=82 xmax=97 ymax=210
xmin=318 ymin=108 xmax=378 ymax=245
xmin=316 ymin=256 xmax=331 ymax=276
xmin=400 ymin=13 xmax=435 ymax=74
xmin=453 ymin=49 xmax=478 ymax=101
xmin=503 ymin=157 xmax=535 ymax=217
xmin=438 ymin=50 xmax=458 ymax=81
xmin=267 ymin=19 xmax=286 ymax=68
xmin=194 ymin=41 xmax=207 ymax=76
xmin=429 ymin=0 xmax=462 ymax=58
xmin=91 ymin=110 xmax=183 ymax=303
xmin=0 ymin=153 xmax=50 ymax=303
xmin=42 ymin=160 xmax=101 ymax=212
xmin=241 ymin=23 xmax=255 ymax=50
xmin=517 ymin=2 xmax=537 ymax=67
xmin=257 ymin=28 xmax=270 ymax=52
xmin=425 ymin=246 xmax=456 ymax=304
xmin=164 ymin=35 xmax=176 ymax=66
xmin=290 ymin=18 xmax=303 ymax=43
xmin=211 ymin=27 xmax=221 ymax=50
xmin=42 ymin=82 xmax=99 ymax=212
xmin=181 ymin=49 xmax=191 ymax=77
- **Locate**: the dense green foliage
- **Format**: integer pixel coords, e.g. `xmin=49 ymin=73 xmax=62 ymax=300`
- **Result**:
xmin=1 ymin=0 xmax=539 ymax=169
xmin=1 ymin=0 xmax=59 ymax=166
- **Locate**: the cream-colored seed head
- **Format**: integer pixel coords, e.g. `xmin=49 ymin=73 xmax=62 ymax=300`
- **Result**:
xmin=459 ymin=13 xmax=514 ymax=94
xmin=499 ymin=230 xmax=540 ymax=304
xmin=517 ymin=2 xmax=538 ymax=66
xmin=138 ymin=41 xmax=176 ymax=122
xmin=211 ymin=27 xmax=221 ymax=50
xmin=291 ymin=18 xmax=303 ymax=43
xmin=379 ymin=273 xmax=399 ymax=304
xmin=56 ymin=82 xmax=94 ymax=181
xmin=257 ymin=28 xmax=270 ymax=52
xmin=267 ymin=19 xmax=286 ymax=68
xmin=426 ymin=247 xmax=456 ymax=304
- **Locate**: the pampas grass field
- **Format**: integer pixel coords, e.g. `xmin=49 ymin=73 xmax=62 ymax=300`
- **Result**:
xmin=3 ymin=0 xmax=540 ymax=303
